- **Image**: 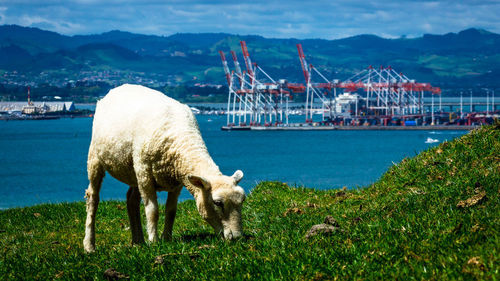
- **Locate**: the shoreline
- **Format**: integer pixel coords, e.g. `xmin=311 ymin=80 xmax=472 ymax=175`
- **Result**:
xmin=222 ymin=125 xmax=479 ymax=131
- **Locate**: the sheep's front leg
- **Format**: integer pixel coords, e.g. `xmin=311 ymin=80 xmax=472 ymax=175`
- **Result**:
xmin=143 ymin=194 xmax=159 ymax=243
xmin=162 ymin=188 xmax=181 ymax=241
xmin=126 ymin=186 xmax=145 ymax=244
xmin=135 ymin=171 xmax=159 ymax=243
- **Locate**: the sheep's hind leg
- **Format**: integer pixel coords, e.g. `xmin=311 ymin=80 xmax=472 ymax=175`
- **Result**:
xmin=126 ymin=186 xmax=145 ymax=244
xmin=83 ymin=159 xmax=104 ymax=253
xmin=162 ymin=187 xmax=181 ymax=241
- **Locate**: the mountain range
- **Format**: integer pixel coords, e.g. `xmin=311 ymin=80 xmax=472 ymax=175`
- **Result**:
xmin=1 ymin=24 xmax=500 ymax=89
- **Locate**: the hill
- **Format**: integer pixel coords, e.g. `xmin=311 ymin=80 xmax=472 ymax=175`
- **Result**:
xmin=0 ymin=123 xmax=498 ymax=279
xmin=1 ymin=25 xmax=500 ymax=91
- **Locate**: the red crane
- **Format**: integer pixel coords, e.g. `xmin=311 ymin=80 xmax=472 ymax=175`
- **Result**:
xmin=230 ymin=50 xmax=243 ymax=88
xmin=296 ymin=44 xmax=310 ymax=83
xmin=240 ymin=41 xmax=254 ymax=84
xmin=218 ymin=51 xmax=231 ymax=87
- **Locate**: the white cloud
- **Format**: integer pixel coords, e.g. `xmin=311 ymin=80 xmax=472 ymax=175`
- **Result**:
xmin=0 ymin=7 xmax=6 ymax=24
xmin=0 ymin=0 xmax=499 ymax=38
xmin=17 ymin=14 xmax=84 ymax=34
xmin=275 ymin=23 xmax=311 ymax=38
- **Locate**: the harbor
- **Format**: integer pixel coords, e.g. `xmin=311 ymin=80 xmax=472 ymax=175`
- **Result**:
xmin=218 ymin=41 xmax=498 ymax=131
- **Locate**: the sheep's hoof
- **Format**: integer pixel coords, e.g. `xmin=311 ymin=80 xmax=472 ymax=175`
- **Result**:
xmin=131 ymin=238 xmax=145 ymax=245
xmin=83 ymin=240 xmax=96 ymax=253
xmin=84 ymin=246 xmax=96 ymax=253
xmin=161 ymin=234 xmax=173 ymax=242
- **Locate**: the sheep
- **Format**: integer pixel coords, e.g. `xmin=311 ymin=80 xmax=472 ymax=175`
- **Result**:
xmin=83 ymin=84 xmax=245 ymax=253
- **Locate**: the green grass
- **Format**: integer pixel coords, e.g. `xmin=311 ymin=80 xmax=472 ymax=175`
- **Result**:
xmin=1 ymin=124 xmax=499 ymax=280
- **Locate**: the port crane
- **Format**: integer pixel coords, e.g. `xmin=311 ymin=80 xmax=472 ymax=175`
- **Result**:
xmin=219 ymin=41 xmax=292 ymax=127
xmin=295 ymin=44 xmax=442 ymax=122
xmin=219 ymin=41 xmax=444 ymax=128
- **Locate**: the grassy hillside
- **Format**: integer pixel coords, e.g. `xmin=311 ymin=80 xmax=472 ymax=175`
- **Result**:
xmin=0 ymin=124 xmax=498 ymax=280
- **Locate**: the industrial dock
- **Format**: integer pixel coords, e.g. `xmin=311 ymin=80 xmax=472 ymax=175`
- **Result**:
xmin=222 ymin=125 xmax=477 ymax=131
xmin=218 ymin=41 xmax=498 ymax=131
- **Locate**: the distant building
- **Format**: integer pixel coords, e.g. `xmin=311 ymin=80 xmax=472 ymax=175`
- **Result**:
xmin=0 ymin=101 xmax=75 ymax=114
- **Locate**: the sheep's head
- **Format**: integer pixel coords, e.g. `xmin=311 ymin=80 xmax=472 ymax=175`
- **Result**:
xmin=188 ymin=170 xmax=245 ymax=239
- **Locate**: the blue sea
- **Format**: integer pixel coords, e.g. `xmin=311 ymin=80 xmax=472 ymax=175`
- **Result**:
xmin=0 ymin=115 xmax=466 ymax=209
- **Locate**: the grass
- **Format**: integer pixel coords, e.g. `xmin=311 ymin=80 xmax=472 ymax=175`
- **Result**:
xmin=1 ymin=124 xmax=499 ymax=280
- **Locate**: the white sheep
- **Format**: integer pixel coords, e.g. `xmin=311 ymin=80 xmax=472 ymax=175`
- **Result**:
xmin=83 ymin=84 xmax=245 ymax=253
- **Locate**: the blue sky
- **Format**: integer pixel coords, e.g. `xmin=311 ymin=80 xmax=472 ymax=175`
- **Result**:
xmin=0 ymin=0 xmax=499 ymax=39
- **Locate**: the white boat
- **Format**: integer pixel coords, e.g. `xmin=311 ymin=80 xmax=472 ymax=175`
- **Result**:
xmin=425 ymin=137 xmax=439 ymax=144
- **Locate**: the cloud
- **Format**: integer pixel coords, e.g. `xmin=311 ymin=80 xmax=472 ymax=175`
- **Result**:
xmin=0 ymin=0 xmax=499 ymax=38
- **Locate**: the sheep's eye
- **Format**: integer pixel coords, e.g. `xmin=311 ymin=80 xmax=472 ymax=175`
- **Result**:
xmin=214 ymin=200 xmax=224 ymax=209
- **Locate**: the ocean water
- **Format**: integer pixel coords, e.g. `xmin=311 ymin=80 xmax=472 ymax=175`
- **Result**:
xmin=0 ymin=115 xmax=466 ymax=209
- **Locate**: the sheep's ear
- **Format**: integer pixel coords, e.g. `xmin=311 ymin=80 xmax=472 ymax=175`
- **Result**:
xmin=188 ymin=175 xmax=211 ymax=190
xmin=232 ymin=170 xmax=244 ymax=184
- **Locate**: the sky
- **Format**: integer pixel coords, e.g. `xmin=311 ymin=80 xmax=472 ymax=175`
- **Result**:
xmin=0 ymin=0 xmax=499 ymax=39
